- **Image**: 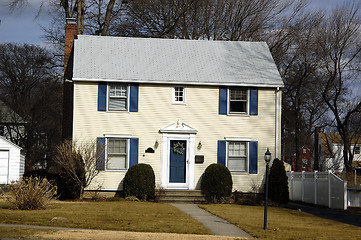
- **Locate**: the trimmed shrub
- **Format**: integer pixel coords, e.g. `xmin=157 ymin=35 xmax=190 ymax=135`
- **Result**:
xmin=201 ymin=164 xmax=233 ymax=203
xmin=123 ymin=164 xmax=155 ymax=200
xmin=268 ymin=158 xmax=289 ymax=204
xmin=6 ymin=176 xmax=57 ymax=210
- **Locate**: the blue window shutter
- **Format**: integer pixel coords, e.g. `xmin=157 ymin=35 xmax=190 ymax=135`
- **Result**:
xmin=129 ymin=138 xmax=139 ymax=167
xmin=219 ymin=87 xmax=228 ymax=115
xmin=250 ymin=88 xmax=258 ymax=115
xmin=96 ymin=137 xmax=106 ymax=170
xmin=98 ymin=83 xmax=107 ymax=111
xmin=217 ymin=140 xmax=227 ymax=166
xmin=130 ymin=84 xmax=139 ymax=112
xmin=249 ymin=141 xmax=258 ymax=174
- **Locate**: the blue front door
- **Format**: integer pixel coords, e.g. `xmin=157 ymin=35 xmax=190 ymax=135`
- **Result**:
xmin=169 ymin=140 xmax=187 ymax=183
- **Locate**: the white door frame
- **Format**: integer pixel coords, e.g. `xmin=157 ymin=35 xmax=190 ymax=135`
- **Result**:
xmin=161 ymin=133 xmax=195 ymax=190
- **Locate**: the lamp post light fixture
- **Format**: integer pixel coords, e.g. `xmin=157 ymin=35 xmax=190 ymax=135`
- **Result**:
xmin=264 ymin=148 xmax=271 ymax=230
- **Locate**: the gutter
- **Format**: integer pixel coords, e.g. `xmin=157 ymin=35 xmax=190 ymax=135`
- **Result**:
xmin=276 ymin=87 xmax=280 ymax=159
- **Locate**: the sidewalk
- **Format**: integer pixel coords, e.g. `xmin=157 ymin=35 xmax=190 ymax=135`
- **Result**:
xmin=171 ymin=203 xmax=252 ymax=238
xmin=288 ymin=202 xmax=361 ymax=227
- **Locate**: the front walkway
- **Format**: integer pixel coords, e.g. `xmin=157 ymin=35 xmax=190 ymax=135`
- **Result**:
xmin=171 ymin=203 xmax=252 ymax=238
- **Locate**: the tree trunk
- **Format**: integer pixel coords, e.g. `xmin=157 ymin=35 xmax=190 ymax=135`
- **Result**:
xmin=101 ymin=0 xmax=116 ymax=36
xmin=77 ymin=0 xmax=85 ymax=34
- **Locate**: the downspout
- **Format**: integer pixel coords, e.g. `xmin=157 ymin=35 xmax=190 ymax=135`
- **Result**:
xmin=275 ymin=87 xmax=280 ymax=159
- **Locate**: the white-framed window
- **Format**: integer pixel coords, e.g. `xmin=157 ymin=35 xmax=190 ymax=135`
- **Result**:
xmin=227 ymin=141 xmax=248 ymax=172
xmin=229 ymin=88 xmax=248 ymax=114
xmin=106 ymin=138 xmax=129 ymax=170
xmin=355 ymin=146 xmax=360 ymax=155
xmin=302 ymin=159 xmax=308 ymax=168
xmin=108 ymin=84 xmax=128 ymax=111
xmin=173 ymin=86 xmax=186 ymax=104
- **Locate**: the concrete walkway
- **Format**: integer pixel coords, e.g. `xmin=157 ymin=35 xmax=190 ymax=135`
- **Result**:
xmin=171 ymin=203 xmax=252 ymax=238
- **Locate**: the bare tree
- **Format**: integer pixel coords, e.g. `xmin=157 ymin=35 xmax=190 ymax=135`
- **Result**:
xmin=118 ymin=0 xmax=296 ymax=40
xmin=7 ymin=0 xmax=123 ymax=36
xmin=0 ymin=43 xmax=62 ymax=171
xmin=314 ymin=3 xmax=361 ymax=172
xmin=55 ymin=140 xmax=105 ymax=198
xmin=265 ymin=4 xmax=332 ymax=169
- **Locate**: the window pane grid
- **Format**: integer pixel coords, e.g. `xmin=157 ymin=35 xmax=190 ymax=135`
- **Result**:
xmin=230 ymin=89 xmax=247 ymax=100
xmin=110 ymin=85 xmax=127 ymax=97
xmin=174 ymin=87 xmax=185 ymax=103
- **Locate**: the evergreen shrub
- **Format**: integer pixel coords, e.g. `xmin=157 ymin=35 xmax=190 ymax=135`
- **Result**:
xmin=123 ymin=164 xmax=155 ymax=200
xmin=268 ymin=158 xmax=289 ymax=204
xmin=201 ymin=163 xmax=233 ymax=203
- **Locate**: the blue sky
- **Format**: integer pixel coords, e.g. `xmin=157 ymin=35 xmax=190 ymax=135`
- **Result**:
xmin=0 ymin=0 xmax=354 ymax=45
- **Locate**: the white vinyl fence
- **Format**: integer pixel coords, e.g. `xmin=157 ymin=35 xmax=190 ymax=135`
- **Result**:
xmin=287 ymin=171 xmax=347 ymax=210
xmin=348 ymin=188 xmax=361 ymax=207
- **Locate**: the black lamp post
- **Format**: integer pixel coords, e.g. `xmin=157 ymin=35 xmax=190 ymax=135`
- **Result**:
xmin=264 ymin=148 xmax=271 ymax=230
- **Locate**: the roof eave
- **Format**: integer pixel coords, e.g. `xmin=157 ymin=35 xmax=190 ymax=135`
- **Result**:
xmin=72 ymin=77 xmax=285 ymax=88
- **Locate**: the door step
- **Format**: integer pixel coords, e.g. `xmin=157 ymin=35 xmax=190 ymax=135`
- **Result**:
xmin=157 ymin=190 xmax=206 ymax=203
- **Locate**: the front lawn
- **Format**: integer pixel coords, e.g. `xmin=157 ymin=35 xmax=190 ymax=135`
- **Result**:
xmin=0 ymin=200 xmax=211 ymax=236
xmin=200 ymin=204 xmax=361 ymax=240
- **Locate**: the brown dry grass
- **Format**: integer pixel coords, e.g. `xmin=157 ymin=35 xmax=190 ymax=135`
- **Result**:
xmin=200 ymin=204 xmax=361 ymax=240
xmin=0 ymin=227 xmax=247 ymax=240
xmin=0 ymin=199 xmax=211 ymax=236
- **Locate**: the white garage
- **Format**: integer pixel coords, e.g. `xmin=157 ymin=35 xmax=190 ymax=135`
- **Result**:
xmin=0 ymin=136 xmax=25 ymax=184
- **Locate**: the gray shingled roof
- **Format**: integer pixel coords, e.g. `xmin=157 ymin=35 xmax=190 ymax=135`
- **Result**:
xmin=72 ymin=35 xmax=284 ymax=87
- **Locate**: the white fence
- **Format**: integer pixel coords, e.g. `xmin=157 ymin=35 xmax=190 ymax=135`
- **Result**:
xmin=348 ymin=188 xmax=361 ymax=207
xmin=287 ymin=171 xmax=347 ymax=210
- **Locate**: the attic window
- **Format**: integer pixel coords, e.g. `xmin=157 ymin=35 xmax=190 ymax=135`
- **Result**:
xmin=173 ymin=86 xmax=186 ymax=104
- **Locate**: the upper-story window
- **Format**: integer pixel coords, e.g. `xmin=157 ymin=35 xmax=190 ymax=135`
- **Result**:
xmin=107 ymin=138 xmax=128 ymax=170
xmin=108 ymin=84 xmax=128 ymax=111
xmin=355 ymin=146 xmax=360 ymax=155
xmin=227 ymin=141 xmax=248 ymax=172
xmin=173 ymin=86 xmax=186 ymax=104
xmin=229 ymin=88 xmax=248 ymax=114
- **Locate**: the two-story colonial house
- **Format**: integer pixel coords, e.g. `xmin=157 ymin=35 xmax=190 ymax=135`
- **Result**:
xmin=316 ymin=132 xmax=361 ymax=173
xmin=63 ymin=19 xmax=283 ymax=193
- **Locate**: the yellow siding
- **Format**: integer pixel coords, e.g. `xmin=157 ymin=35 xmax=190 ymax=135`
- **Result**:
xmin=73 ymin=82 xmax=280 ymax=192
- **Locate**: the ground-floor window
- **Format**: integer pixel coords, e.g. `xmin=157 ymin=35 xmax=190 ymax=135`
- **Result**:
xmin=227 ymin=141 xmax=247 ymax=172
xmin=107 ymin=138 xmax=128 ymax=170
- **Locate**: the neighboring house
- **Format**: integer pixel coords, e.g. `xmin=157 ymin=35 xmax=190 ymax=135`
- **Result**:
xmin=63 ymin=20 xmax=283 ymax=193
xmin=285 ymin=146 xmax=312 ymax=172
xmin=0 ymin=100 xmax=46 ymax=171
xmin=0 ymin=136 xmax=25 ymax=184
xmin=0 ymin=100 xmax=26 ymax=146
xmin=316 ymin=132 xmax=361 ymax=173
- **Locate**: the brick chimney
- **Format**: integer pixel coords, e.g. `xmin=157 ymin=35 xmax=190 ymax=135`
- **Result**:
xmin=62 ymin=18 xmax=77 ymax=141
xmin=64 ymin=18 xmax=77 ymax=72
